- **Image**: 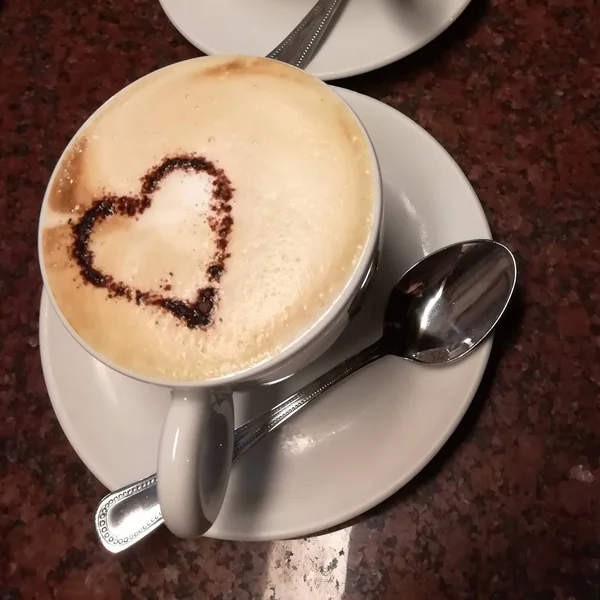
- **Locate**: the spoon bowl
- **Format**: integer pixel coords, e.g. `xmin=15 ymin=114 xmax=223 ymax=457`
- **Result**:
xmin=384 ymin=240 xmax=517 ymax=363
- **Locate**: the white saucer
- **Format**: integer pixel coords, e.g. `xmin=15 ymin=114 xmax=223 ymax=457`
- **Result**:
xmin=158 ymin=0 xmax=472 ymax=80
xmin=40 ymin=88 xmax=491 ymax=541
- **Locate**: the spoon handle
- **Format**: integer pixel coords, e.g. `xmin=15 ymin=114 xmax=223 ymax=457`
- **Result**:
xmin=95 ymin=339 xmax=385 ymax=552
xmin=234 ymin=339 xmax=385 ymax=457
xmin=266 ymin=0 xmax=348 ymax=69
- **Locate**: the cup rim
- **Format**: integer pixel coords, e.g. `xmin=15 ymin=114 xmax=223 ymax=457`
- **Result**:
xmin=37 ymin=55 xmax=383 ymax=389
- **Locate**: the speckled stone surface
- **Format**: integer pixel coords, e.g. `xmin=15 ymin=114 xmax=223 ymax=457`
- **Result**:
xmin=1 ymin=0 xmax=600 ymax=597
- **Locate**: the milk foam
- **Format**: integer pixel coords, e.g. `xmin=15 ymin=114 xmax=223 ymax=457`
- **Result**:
xmin=41 ymin=56 xmax=375 ymax=381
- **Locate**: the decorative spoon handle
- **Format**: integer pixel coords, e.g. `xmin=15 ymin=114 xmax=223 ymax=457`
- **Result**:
xmin=234 ymin=340 xmax=385 ymax=456
xmin=95 ymin=339 xmax=385 ymax=552
xmin=265 ymin=0 xmax=349 ymax=69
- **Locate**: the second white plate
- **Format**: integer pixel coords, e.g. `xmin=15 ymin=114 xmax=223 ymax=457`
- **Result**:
xmin=159 ymin=0 xmax=472 ymax=80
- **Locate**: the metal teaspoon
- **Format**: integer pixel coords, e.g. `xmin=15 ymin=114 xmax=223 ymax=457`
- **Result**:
xmin=265 ymin=0 xmax=349 ymax=69
xmin=95 ymin=239 xmax=517 ymax=552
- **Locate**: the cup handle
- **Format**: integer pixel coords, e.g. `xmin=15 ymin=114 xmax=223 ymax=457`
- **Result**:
xmin=157 ymin=388 xmax=234 ymax=538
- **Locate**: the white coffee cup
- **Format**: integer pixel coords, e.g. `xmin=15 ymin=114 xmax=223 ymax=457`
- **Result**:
xmin=38 ymin=56 xmax=382 ymax=539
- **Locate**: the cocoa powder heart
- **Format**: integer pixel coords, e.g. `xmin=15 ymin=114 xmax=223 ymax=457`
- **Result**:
xmin=70 ymin=154 xmax=235 ymax=328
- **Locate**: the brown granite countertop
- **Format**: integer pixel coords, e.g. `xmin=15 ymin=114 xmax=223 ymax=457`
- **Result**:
xmin=1 ymin=0 xmax=599 ymax=598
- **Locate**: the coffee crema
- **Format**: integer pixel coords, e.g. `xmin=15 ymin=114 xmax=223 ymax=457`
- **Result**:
xmin=40 ymin=56 xmax=375 ymax=381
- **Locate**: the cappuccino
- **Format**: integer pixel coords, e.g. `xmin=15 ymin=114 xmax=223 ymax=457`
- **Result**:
xmin=40 ymin=56 xmax=375 ymax=381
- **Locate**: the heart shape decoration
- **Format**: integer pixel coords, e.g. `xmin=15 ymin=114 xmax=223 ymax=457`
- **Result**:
xmin=70 ymin=154 xmax=235 ymax=329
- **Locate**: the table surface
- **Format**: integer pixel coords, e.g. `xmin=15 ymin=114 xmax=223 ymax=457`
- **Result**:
xmin=1 ymin=0 xmax=599 ymax=598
